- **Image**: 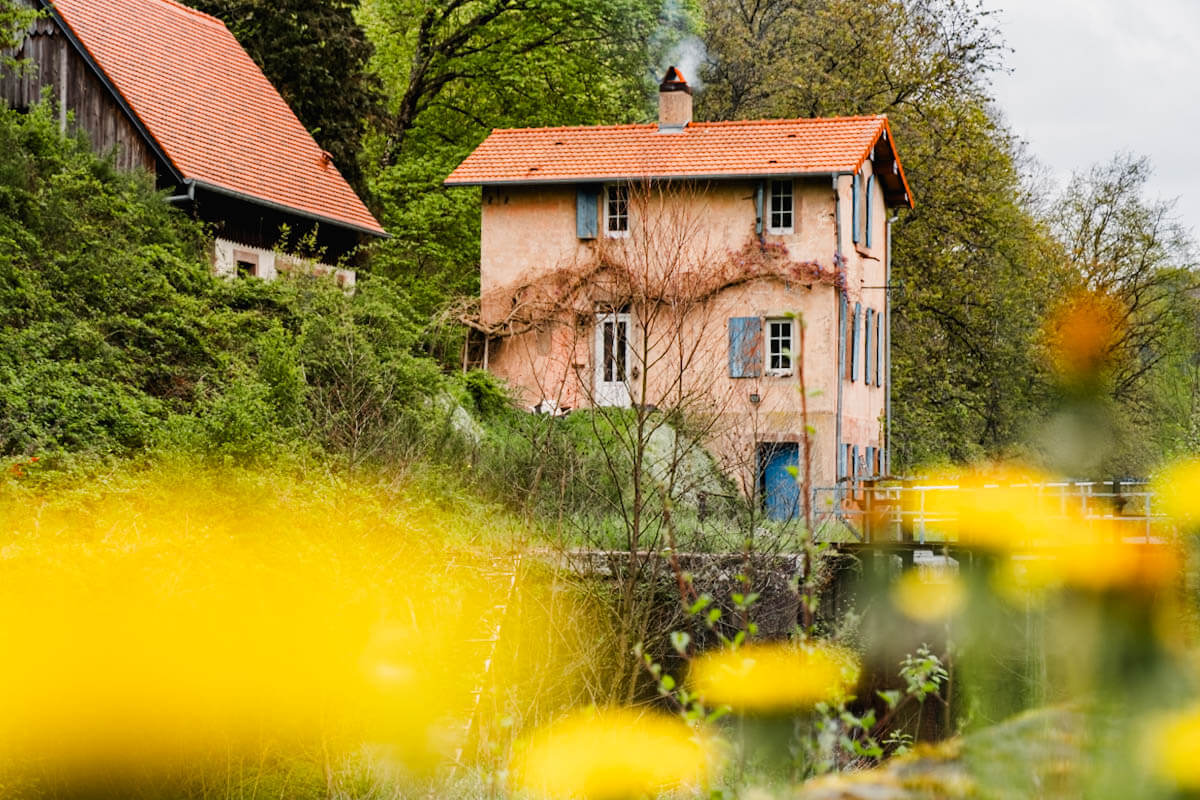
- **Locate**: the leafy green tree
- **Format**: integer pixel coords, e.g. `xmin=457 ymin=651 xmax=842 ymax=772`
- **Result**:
xmin=1039 ymin=155 xmax=1200 ymax=475
xmin=182 ymin=0 xmax=383 ymax=192
xmin=360 ymin=0 xmax=682 ymax=316
xmin=1052 ymin=154 xmax=1198 ymax=404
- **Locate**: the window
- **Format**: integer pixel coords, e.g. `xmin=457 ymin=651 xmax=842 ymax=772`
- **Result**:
xmin=768 ymin=179 xmax=793 ymax=233
xmin=766 ymin=318 xmax=793 ymax=374
xmin=234 ymin=250 xmax=259 ymax=279
xmin=605 ymin=184 xmax=628 ymax=237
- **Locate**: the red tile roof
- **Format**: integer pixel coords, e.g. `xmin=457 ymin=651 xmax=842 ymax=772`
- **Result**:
xmin=445 ymin=116 xmax=912 ymax=207
xmin=48 ymin=0 xmax=386 ymax=236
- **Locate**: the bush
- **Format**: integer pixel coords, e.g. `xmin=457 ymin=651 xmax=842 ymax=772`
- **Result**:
xmin=0 ymin=99 xmax=446 ymax=464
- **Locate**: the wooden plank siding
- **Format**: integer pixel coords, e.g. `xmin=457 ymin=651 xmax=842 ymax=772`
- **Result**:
xmin=0 ymin=15 xmax=156 ymax=174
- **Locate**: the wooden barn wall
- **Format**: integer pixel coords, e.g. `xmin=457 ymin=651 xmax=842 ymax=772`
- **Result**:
xmin=0 ymin=16 xmax=157 ymax=174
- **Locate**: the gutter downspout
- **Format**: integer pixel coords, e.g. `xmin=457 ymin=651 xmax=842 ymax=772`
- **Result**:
xmin=886 ymin=213 xmax=898 ymax=475
xmin=833 ymin=172 xmax=845 ymax=509
xmin=166 ymin=179 xmax=196 ymax=204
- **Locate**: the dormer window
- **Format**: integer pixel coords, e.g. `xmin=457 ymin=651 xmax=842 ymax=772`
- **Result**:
xmin=605 ymin=184 xmax=629 ymax=237
xmin=768 ymin=179 xmax=793 ymax=234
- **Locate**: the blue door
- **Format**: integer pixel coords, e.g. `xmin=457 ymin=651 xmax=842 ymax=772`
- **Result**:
xmin=760 ymin=443 xmax=800 ymax=521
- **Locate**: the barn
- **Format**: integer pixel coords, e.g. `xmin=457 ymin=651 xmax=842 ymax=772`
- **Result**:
xmin=0 ymin=0 xmax=386 ymax=282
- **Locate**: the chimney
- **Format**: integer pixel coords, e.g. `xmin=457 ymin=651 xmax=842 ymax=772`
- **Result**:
xmin=658 ymin=66 xmax=692 ymax=132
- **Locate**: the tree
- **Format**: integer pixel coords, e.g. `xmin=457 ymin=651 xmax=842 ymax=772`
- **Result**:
xmin=1051 ymin=154 xmax=1198 ymax=404
xmin=1037 ymin=155 xmax=1200 ymax=475
xmin=359 ymin=0 xmax=684 ymax=317
xmin=182 ymin=0 xmax=383 ymax=192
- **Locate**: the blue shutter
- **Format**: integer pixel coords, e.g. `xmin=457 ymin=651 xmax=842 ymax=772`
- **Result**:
xmin=851 ymin=173 xmax=862 ymax=244
xmin=851 ymin=303 xmax=862 ymax=382
xmin=868 ymin=309 xmax=878 ymax=386
xmin=865 ymin=175 xmax=874 ymax=248
xmin=839 ymin=292 xmax=849 ymax=380
xmin=852 ymin=445 xmax=860 ymax=480
xmin=875 ymin=312 xmax=883 ymax=387
xmin=837 ymin=441 xmax=845 ymax=479
xmin=576 ymin=185 xmax=600 ymax=239
xmin=728 ymin=317 xmax=763 ymax=378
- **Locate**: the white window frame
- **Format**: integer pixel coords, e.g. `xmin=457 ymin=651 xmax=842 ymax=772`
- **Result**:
xmin=767 ymin=179 xmax=794 ymax=234
xmin=604 ymin=183 xmax=630 ymax=238
xmin=765 ymin=317 xmax=794 ymax=376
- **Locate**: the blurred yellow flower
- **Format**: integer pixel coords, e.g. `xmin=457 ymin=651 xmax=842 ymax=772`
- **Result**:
xmin=689 ymin=642 xmax=859 ymax=713
xmin=917 ymin=468 xmax=1065 ymax=549
xmin=509 ymin=707 xmax=715 ymax=800
xmin=1146 ymin=704 xmax=1200 ymax=788
xmin=0 ymin=467 xmax=555 ymax=778
xmin=1041 ymin=290 xmax=1125 ymax=382
xmin=1153 ymin=458 xmax=1200 ymax=527
xmin=891 ymin=571 xmax=966 ymax=622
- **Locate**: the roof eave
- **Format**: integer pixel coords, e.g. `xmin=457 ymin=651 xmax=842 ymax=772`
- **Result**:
xmin=190 ymin=179 xmax=389 ymax=239
xmin=444 ymin=169 xmax=845 ymax=187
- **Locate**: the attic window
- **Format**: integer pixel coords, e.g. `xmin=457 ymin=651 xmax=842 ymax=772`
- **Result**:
xmin=605 ymin=184 xmax=629 ymax=237
xmin=768 ymin=179 xmax=793 ymax=234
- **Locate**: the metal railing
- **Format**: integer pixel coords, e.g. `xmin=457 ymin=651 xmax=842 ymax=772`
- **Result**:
xmin=811 ymin=480 xmax=1165 ymax=545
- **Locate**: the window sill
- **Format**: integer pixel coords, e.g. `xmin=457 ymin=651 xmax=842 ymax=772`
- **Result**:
xmin=766 ymin=228 xmax=794 ymax=236
xmin=604 ymin=230 xmax=631 ymax=239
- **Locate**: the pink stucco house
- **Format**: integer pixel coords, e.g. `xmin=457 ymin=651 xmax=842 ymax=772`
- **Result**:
xmin=446 ymin=68 xmax=912 ymax=519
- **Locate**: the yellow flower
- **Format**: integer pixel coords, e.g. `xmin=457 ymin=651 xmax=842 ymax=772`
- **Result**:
xmin=1041 ymin=290 xmax=1125 ymax=382
xmin=689 ymin=642 xmax=859 ymax=713
xmin=1154 ymin=458 xmax=1200 ymax=527
xmin=1146 ymin=704 xmax=1200 ymax=788
xmin=509 ymin=708 xmax=715 ymax=800
xmin=891 ymin=571 xmax=966 ymax=622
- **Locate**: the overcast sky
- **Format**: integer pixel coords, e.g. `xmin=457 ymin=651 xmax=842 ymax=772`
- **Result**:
xmin=984 ymin=0 xmax=1200 ymax=238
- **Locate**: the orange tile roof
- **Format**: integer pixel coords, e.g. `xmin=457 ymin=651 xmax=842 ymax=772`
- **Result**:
xmin=445 ymin=116 xmax=912 ymax=207
xmin=47 ymin=0 xmax=385 ymax=236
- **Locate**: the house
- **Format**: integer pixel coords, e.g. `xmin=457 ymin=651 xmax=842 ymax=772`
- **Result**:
xmin=446 ymin=68 xmax=912 ymax=519
xmin=0 ymin=0 xmax=386 ymax=282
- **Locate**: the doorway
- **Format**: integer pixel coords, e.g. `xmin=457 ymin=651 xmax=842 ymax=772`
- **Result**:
xmin=759 ymin=442 xmax=800 ymax=521
xmin=594 ymin=312 xmax=632 ymax=407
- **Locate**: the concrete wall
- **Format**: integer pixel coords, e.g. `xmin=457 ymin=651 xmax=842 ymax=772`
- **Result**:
xmin=478 ymin=166 xmax=893 ymax=497
xmin=213 ymin=237 xmax=356 ymax=288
